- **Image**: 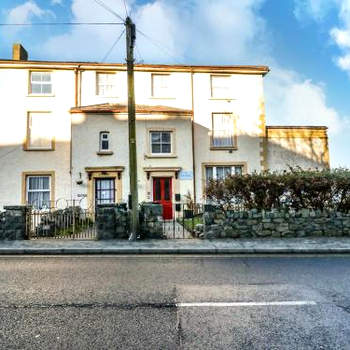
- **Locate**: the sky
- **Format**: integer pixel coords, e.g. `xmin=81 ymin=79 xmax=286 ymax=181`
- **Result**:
xmin=0 ymin=0 xmax=349 ymax=167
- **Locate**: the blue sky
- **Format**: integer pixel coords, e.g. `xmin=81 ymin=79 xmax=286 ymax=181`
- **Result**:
xmin=1 ymin=0 xmax=349 ymax=167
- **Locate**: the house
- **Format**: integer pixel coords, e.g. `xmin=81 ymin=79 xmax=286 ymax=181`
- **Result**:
xmin=0 ymin=44 xmax=329 ymax=217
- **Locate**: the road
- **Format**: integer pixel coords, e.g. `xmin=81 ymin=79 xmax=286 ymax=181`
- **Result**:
xmin=0 ymin=255 xmax=350 ymax=349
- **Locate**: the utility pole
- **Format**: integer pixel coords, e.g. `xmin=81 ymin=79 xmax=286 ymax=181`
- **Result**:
xmin=125 ymin=17 xmax=139 ymax=240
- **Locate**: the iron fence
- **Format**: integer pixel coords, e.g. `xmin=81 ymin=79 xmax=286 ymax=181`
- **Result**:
xmin=27 ymin=207 xmax=96 ymax=240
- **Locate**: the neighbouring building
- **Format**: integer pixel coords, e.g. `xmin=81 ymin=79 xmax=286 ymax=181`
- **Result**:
xmin=0 ymin=44 xmax=329 ymax=217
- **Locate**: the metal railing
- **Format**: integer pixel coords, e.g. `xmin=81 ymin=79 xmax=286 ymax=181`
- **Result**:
xmin=27 ymin=207 xmax=96 ymax=240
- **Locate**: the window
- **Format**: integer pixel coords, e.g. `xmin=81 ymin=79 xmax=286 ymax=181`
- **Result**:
xmin=26 ymin=176 xmax=51 ymax=209
xmin=30 ymin=71 xmax=52 ymax=95
xmin=99 ymin=132 xmax=110 ymax=151
xmin=96 ymin=73 xmax=116 ymax=96
xmin=205 ymin=165 xmax=243 ymax=185
xmin=151 ymin=74 xmax=170 ymax=97
xmin=95 ymin=178 xmax=115 ymax=205
xmin=210 ymin=75 xmax=230 ymax=98
xmin=150 ymin=131 xmax=172 ymax=154
xmin=27 ymin=112 xmax=53 ymax=150
xmin=211 ymin=113 xmax=236 ymax=148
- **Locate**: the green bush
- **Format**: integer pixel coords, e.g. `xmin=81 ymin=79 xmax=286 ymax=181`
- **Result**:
xmin=205 ymin=168 xmax=350 ymax=212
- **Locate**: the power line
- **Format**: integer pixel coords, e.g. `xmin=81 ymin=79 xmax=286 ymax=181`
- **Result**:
xmin=93 ymin=0 xmax=125 ymax=22
xmin=122 ymin=0 xmax=129 ymax=18
xmin=136 ymin=28 xmax=186 ymax=65
xmin=135 ymin=43 xmax=144 ymax=64
xmin=101 ymin=28 xmax=125 ymax=62
xmin=0 ymin=22 xmax=124 ymax=26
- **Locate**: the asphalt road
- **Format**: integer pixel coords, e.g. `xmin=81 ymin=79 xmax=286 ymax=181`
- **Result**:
xmin=0 ymin=255 xmax=350 ymax=349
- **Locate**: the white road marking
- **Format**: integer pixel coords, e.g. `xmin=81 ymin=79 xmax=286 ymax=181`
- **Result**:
xmin=176 ymin=301 xmax=317 ymax=307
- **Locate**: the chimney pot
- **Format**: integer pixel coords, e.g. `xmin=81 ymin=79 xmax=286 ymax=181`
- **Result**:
xmin=12 ymin=43 xmax=28 ymax=61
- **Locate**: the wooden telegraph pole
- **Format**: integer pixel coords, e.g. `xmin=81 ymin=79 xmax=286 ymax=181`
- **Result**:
xmin=125 ymin=17 xmax=138 ymax=240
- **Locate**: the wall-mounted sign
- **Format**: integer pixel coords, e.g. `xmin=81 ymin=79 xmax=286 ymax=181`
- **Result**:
xmin=179 ymin=170 xmax=193 ymax=180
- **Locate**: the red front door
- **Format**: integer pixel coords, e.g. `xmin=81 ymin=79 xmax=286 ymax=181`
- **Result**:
xmin=153 ymin=177 xmax=173 ymax=220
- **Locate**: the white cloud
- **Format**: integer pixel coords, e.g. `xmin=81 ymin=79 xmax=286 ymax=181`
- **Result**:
xmin=51 ymin=0 xmax=62 ymax=5
xmin=265 ymin=69 xmax=342 ymax=134
xmin=4 ymin=0 xmax=54 ymax=35
xmin=295 ymin=0 xmax=350 ymax=75
xmin=293 ymin=0 xmax=334 ymax=21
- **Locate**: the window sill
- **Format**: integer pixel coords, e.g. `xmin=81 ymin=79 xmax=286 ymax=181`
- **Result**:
xmin=209 ymin=97 xmax=234 ymax=101
xmin=145 ymin=154 xmax=177 ymax=159
xmin=24 ymin=148 xmax=54 ymax=152
xmin=96 ymin=95 xmax=119 ymax=98
xmin=210 ymin=147 xmax=238 ymax=151
xmin=97 ymin=151 xmax=114 ymax=156
xmin=27 ymin=94 xmax=55 ymax=97
xmin=149 ymin=96 xmax=176 ymax=100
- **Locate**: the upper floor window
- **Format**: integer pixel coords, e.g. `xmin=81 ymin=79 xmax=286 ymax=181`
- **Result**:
xmin=210 ymin=75 xmax=230 ymax=98
xmin=96 ymin=72 xmax=116 ymax=96
xmin=26 ymin=112 xmax=54 ymax=150
xmin=151 ymin=74 xmax=171 ymax=98
xmin=30 ymin=71 xmax=52 ymax=95
xmin=99 ymin=131 xmax=110 ymax=151
xmin=26 ymin=175 xmax=51 ymax=209
xmin=205 ymin=165 xmax=243 ymax=185
xmin=150 ymin=131 xmax=172 ymax=154
xmin=211 ymin=113 xmax=236 ymax=149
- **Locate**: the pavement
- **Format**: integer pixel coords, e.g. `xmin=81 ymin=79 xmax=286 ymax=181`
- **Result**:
xmin=1 ymin=237 xmax=350 ymax=254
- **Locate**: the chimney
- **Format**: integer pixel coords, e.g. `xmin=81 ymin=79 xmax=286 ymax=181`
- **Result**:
xmin=12 ymin=43 xmax=28 ymax=61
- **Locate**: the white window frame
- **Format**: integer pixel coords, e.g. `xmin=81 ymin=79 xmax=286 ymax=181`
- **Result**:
xmin=151 ymin=73 xmax=172 ymax=98
xmin=211 ymin=113 xmax=236 ymax=149
xmin=150 ymin=130 xmax=172 ymax=155
xmin=205 ymin=165 xmax=243 ymax=184
xmin=26 ymin=175 xmax=51 ymax=209
xmin=26 ymin=112 xmax=54 ymax=151
xmin=96 ymin=72 xmax=117 ymax=97
xmin=29 ymin=71 xmax=53 ymax=95
xmin=99 ymin=131 xmax=110 ymax=151
xmin=210 ymin=74 xmax=231 ymax=99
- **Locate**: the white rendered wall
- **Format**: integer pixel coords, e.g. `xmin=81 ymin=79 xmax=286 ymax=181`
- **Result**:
xmin=192 ymin=73 xmax=265 ymax=202
xmin=0 ymin=68 xmax=74 ymax=209
xmin=71 ymin=113 xmax=193 ymax=206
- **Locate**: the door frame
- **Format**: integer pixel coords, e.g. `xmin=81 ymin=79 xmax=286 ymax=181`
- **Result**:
xmin=152 ymin=176 xmax=174 ymax=219
xmin=85 ymin=167 xmax=124 ymax=211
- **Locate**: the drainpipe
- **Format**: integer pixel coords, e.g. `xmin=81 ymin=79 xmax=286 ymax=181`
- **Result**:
xmin=190 ymin=69 xmax=197 ymax=204
xmin=70 ymin=65 xmax=81 ymax=203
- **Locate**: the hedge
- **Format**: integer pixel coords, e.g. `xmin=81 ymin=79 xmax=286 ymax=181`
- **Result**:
xmin=205 ymin=168 xmax=350 ymax=212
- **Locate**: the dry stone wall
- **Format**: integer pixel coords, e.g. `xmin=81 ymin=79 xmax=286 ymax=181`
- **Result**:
xmin=0 ymin=206 xmax=29 ymax=240
xmin=96 ymin=203 xmax=129 ymax=240
xmin=203 ymin=207 xmax=350 ymax=239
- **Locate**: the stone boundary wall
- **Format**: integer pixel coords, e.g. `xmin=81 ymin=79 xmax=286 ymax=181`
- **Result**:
xmin=96 ymin=203 xmax=129 ymax=240
xmin=203 ymin=207 xmax=350 ymax=239
xmin=139 ymin=203 xmax=164 ymax=239
xmin=0 ymin=206 xmax=29 ymax=240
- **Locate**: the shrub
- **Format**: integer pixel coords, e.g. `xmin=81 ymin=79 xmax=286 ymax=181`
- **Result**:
xmin=205 ymin=168 xmax=350 ymax=212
